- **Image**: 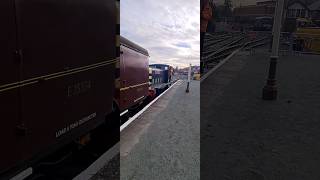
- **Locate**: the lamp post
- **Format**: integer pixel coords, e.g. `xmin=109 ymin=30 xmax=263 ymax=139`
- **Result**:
xmin=262 ymin=0 xmax=285 ymax=100
xmin=186 ymin=63 xmax=191 ymax=93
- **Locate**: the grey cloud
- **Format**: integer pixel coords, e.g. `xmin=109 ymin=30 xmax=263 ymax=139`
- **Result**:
xmin=121 ymin=0 xmax=200 ymax=67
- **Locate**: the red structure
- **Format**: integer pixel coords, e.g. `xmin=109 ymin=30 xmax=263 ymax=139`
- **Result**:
xmin=201 ymin=0 xmax=213 ymax=33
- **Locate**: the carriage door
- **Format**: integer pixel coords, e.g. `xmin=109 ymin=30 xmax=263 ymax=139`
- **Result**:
xmin=0 ymin=0 xmax=22 ymax=173
xmin=120 ymin=45 xmax=128 ymax=110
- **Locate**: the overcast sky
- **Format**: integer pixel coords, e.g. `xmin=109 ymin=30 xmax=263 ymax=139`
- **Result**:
xmin=120 ymin=0 xmax=200 ymax=68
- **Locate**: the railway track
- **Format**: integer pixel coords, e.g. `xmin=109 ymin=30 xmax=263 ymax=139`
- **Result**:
xmin=201 ymin=32 xmax=271 ymax=76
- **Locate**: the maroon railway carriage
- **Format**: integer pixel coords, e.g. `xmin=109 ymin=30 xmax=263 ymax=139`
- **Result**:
xmin=116 ymin=36 xmax=149 ymax=115
xmin=0 ymin=0 xmax=116 ymax=178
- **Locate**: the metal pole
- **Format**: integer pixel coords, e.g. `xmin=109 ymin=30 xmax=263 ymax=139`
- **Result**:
xmin=262 ymin=0 xmax=285 ymax=100
xmin=186 ymin=63 xmax=191 ymax=93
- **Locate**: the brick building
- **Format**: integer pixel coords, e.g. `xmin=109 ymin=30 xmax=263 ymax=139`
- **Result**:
xmin=287 ymin=0 xmax=311 ymax=18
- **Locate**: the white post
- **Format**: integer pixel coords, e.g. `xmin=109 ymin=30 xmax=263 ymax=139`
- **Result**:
xmin=271 ymin=0 xmax=285 ymax=57
xmin=188 ymin=64 xmax=191 ymax=82
xmin=262 ymin=0 xmax=285 ymax=100
xmin=186 ymin=63 xmax=191 ymax=93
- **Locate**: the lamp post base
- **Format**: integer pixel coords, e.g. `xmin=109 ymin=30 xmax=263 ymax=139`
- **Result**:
xmin=262 ymin=55 xmax=278 ymax=100
xmin=262 ymin=84 xmax=277 ymax=100
xmin=186 ymin=82 xmax=190 ymax=93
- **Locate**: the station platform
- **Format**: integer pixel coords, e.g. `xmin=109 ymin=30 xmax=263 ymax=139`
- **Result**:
xmin=201 ymin=49 xmax=320 ymax=179
xmin=120 ymin=80 xmax=200 ymax=180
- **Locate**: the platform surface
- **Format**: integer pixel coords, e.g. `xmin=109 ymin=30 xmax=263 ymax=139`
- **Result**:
xmin=201 ymin=49 xmax=320 ymax=180
xmin=120 ymin=80 xmax=200 ymax=180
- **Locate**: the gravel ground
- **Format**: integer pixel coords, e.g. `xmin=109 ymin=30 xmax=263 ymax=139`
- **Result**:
xmin=121 ymin=80 xmax=200 ymax=180
xmin=201 ymin=49 xmax=320 ymax=180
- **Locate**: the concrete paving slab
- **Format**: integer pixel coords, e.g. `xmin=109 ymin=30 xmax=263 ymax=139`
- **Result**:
xmin=121 ymin=80 xmax=200 ymax=180
xmin=201 ymin=48 xmax=320 ymax=180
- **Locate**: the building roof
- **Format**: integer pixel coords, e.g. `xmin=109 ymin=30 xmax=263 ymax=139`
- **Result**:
xmin=149 ymin=64 xmax=170 ymax=68
xmin=287 ymin=0 xmax=311 ymax=11
xmin=308 ymin=0 xmax=320 ymax=11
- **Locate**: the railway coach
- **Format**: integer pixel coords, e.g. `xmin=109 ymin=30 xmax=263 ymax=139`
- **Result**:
xmin=148 ymin=64 xmax=174 ymax=96
xmin=116 ymin=36 xmax=149 ymax=118
xmin=0 ymin=0 xmax=117 ymax=179
xmin=148 ymin=67 xmax=165 ymax=98
xmin=149 ymin=64 xmax=173 ymax=84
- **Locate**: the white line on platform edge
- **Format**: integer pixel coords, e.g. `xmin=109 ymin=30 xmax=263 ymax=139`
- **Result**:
xmin=120 ymin=109 xmax=128 ymax=117
xmin=120 ymin=80 xmax=181 ymax=132
xmin=200 ymin=48 xmax=241 ymax=83
xmin=10 ymin=168 xmax=33 ymax=180
xmin=72 ymin=142 xmax=119 ymax=180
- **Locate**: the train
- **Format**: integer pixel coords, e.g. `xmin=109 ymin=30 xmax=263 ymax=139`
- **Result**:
xmin=293 ymin=19 xmax=320 ymax=52
xmin=1 ymin=1 xmax=175 ymax=177
xmin=116 ymin=36 xmax=149 ymax=118
xmin=148 ymin=64 xmax=174 ymax=97
xmin=251 ymin=16 xmax=320 ymax=52
xmin=0 ymin=1 xmax=117 ymax=179
xmin=284 ymin=18 xmax=320 ymax=52
xmin=118 ymin=36 xmax=175 ymax=119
